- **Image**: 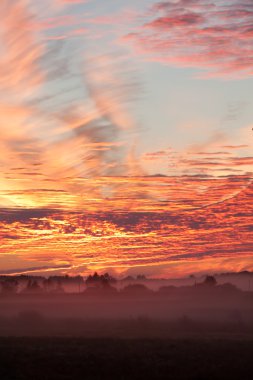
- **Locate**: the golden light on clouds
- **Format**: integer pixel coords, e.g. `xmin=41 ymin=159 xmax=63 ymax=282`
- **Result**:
xmin=0 ymin=0 xmax=252 ymax=277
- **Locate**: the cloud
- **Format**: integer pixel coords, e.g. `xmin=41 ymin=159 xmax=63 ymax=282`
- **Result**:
xmin=0 ymin=264 xmax=72 ymax=275
xmin=222 ymin=145 xmax=249 ymax=149
xmin=0 ymin=1 xmax=252 ymax=278
xmin=1 ymin=180 xmax=253 ymax=276
xmin=124 ymin=0 xmax=253 ymax=78
xmin=143 ymin=150 xmax=169 ymax=160
xmin=0 ymin=0 xmax=44 ymax=92
xmin=0 ymin=0 xmax=142 ymax=209
xmin=58 ymin=0 xmax=89 ymax=4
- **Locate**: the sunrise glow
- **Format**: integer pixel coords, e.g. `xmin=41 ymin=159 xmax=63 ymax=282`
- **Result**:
xmin=0 ymin=0 xmax=252 ymax=278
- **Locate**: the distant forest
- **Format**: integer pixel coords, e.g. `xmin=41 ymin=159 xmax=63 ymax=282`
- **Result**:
xmin=1 ymin=272 xmax=251 ymax=295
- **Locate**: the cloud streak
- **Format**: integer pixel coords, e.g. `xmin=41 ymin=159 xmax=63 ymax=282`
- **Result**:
xmin=0 ymin=179 xmax=252 ymax=276
xmin=0 ymin=0 xmax=252 ymax=278
xmin=125 ymin=0 xmax=253 ymax=78
xmin=0 ymin=0 xmax=140 ymax=209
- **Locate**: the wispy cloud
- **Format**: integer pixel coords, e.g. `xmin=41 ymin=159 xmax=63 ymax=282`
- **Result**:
xmin=0 ymin=0 xmax=140 ymax=209
xmin=0 ymin=0 xmax=44 ymax=92
xmin=0 ymin=0 xmax=252 ymax=278
xmin=124 ymin=0 xmax=253 ymax=78
xmin=0 ymin=264 xmax=72 ymax=276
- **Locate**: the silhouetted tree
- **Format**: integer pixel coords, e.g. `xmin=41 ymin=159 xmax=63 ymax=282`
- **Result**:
xmin=43 ymin=277 xmax=65 ymax=293
xmin=86 ymin=272 xmax=116 ymax=289
xmin=203 ymin=275 xmax=217 ymax=287
xmin=189 ymin=274 xmax=197 ymax=286
xmin=0 ymin=278 xmax=18 ymax=294
xmin=217 ymin=282 xmax=238 ymax=292
xmin=136 ymin=275 xmax=147 ymax=281
xmin=22 ymin=279 xmax=43 ymax=294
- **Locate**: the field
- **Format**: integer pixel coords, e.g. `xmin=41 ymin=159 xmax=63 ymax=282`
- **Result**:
xmin=0 ymin=337 xmax=253 ymax=380
xmin=0 ymin=291 xmax=252 ymax=379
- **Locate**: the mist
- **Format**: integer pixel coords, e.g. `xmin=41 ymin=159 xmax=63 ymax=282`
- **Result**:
xmin=0 ymin=273 xmax=253 ymax=338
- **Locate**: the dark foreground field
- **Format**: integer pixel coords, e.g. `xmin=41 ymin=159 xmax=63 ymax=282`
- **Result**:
xmin=0 ymin=337 xmax=253 ymax=380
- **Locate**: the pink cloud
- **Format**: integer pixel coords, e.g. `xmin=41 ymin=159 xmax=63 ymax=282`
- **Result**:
xmin=125 ymin=0 xmax=253 ymax=78
xmin=56 ymin=0 xmax=89 ymax=6
xmin=0 ymin=0 xmax=44 ymax=91
xmin=60 ymin=0 xmax=88 ymax=3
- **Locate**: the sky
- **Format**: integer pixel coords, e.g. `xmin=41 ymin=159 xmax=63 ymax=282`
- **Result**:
xmin=0 ymin=0 xmax=252 ymax=278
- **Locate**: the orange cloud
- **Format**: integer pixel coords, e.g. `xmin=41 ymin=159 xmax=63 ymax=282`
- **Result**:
xmin=0 ymin=1 xmax=252 ymax=278
xmin=1 ymin=179 xmax=252 ymax=276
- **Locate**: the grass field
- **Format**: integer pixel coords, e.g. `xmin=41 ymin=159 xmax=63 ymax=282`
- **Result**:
xmin=0 ymin=337 xmax=252 ymax=380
